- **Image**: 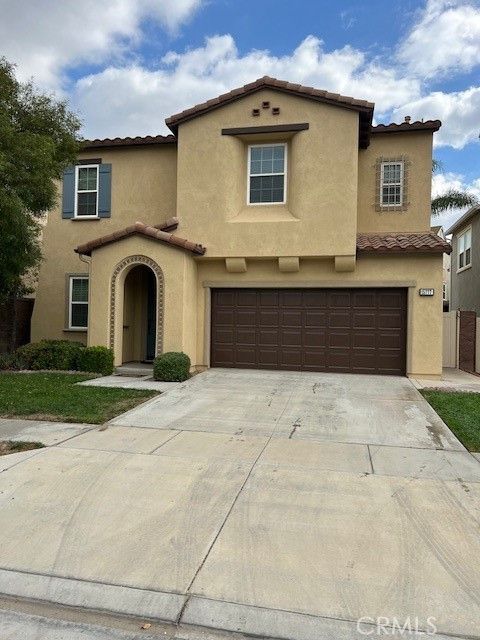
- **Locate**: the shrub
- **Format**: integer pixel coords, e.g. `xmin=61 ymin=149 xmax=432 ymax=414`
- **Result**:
xmin=153 ymin=352 xmax=191 ymax=382
xmin=0 ymin=353 xmax=14 ymax=370
xmin=14 ymin=340 xmax=84 ymax=371
xmin=78 ymin=346 xmax=114 ymax=375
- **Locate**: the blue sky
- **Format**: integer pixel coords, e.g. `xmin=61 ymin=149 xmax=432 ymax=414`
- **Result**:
xmin=1 ymin=0 xmax=478 ymax=227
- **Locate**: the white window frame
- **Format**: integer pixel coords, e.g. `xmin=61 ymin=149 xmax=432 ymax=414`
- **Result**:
xmin=69 ymin=276 xmax=89 ymax=330
xmin=380 ymin=161 xmax=404 ymax=207
xmin=457 ymin=226 xmax=472 ymax=273
xmin=247 ymin=143 xmax=287 ymax=206
xmin=74 ymin=164 xmax=99 ymax=218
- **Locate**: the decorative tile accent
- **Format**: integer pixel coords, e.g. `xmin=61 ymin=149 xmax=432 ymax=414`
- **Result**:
xmin=110 ymin=255 xmax=165 ymax=357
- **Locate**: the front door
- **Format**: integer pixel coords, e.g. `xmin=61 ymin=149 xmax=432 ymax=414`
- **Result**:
xmin=145 ymin=269 xmax=156 ymax=361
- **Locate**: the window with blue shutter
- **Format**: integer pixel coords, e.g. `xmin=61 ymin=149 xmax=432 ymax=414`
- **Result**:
xmin=62 ymin=163 xmax=112 ymax=219
xmin=98 ymin=164 xmax=112 ymax=218
xmin=62 ymin=166 xmax=75 ymax=218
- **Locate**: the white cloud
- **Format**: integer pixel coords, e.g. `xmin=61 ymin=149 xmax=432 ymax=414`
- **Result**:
xmin=2 ymin=0 xmax=479 ymax=151
xmin=75 ymin=35 xmax=420 ymax=138
xmin=431 ymin=172 xmax=480 ymax=228
xmin=0 ymin=0 xmax=203 ymax=89
xmin=391 ymin=87 xmax=480 ymax=148
xmin=398 ymin=0 xmax=480 ymax=78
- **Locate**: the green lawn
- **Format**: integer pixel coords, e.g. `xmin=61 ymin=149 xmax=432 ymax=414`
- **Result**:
xmin=421 ymin=390 xmax=480 ymax=452
xmin=0 ymin=372 xmax=157 ymax=424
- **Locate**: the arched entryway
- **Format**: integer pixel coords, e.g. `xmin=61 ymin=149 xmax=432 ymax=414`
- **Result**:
xmin=110 ymin=255 xmax=164 ymax=366
xmin=122 ymin=265 xmax=157 ymax=363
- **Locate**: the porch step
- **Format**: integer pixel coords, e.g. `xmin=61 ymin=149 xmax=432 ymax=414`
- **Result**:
xmin=115 ymin=362 xmax=154 ymax=378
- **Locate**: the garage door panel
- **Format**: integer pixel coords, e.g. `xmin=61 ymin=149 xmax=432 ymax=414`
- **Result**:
xmin=236 ymin=328 xmax=256 ymax=345
xmin=351 ymin=352 xmax=376 ymax=372
xmin=353 ymin=331 xmax=376 ymax=348
xmin=258 ymin=329 xmax=279 ymax=346
xmin=236 ymin=348 xmax=257 ymax=365
xmin=305 ymin=310 xmax=327 ymax=327
xmin=281 ymin=291 xmax=302 ymax=307
xmin=281 ymin=330 xmax=302 ymax=347
xmin=236 ymin=310 xmax=256 ymax=326
xmin=215 ymin=291 xmax=236 ymax=306
xmin=303 ymin=349 xmax=326 ymax=369
xmin=352 ymin=292 xmax=376 ymax=308
xmin=303 ymin=290 xmax=327 ymax=307
xmin=213 ymin=328 xmax=234 ymax=344
xmin=327 ymin=350 xmax=351 ymax=371
xmin=329 ymin=312 xmax=350 ymax=328
xmin=282 ymin=310 xmax=302 ymax=326
xmin=378 ymin=332 xmax=403 ymax=349
xmin=211 ymin=347 xmax=235 ymax=365
xmin=330 ymin=292 xmax=351 ymax=308
xmin=258 ymin=349 xmax=279 ymax=366
xmin=258 ymin=310 xmax=279 ymax=326
xmin=304 ymin=330 xmax=326 ymax=347
xmin=280 ymin=349 xmax=303 ymax=368
xmin=378 ymin=292 xmax=404 ymax=308
xmin=329 ymin=331 xmax=351 ymax=348
xmin=211 ymin=288 xmax=406 ymax=375
xmin=259 ymin=291 xmax=278 ymax=306
xmin=378 ymin=312 xmax=404 ymax=329
xmin=353 ymin=312 xmax=376 ymax=329
xmin=237 ymin=291 xmax=257 ymax=306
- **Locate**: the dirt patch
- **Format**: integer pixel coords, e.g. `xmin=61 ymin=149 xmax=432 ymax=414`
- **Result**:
xmin=0 ymin=441 xmax=45 ymax=456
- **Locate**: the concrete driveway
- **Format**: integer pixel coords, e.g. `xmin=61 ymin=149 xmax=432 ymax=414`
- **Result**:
xmin=1 ymin=369 xmax=479 ymax=639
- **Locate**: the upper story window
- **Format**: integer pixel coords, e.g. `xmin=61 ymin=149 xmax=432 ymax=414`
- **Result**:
xmin=458 ymin=227 xmax=472 ymax=271
xmin=380 ymin=161 xmax=403 ymax=207
xmin=248 ymin=143 xmax=287 ymax=205
xmin=69 ymin=276 xmax=89 ymax=329
xmin=75 ymin=165 xmax=99 ymax=217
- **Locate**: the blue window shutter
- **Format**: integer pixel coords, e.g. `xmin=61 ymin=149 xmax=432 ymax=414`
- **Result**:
xmin=98 ymin=164 xmax=112 ymax=218
xmin=62 ymin=166 xmax=75 ymax=218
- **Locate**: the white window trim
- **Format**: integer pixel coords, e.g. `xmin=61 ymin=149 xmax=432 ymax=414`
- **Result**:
xmin=69 ymin=276 xmax=89 ymax=330
xmin=380 ymin=161 xmax=404 ymax=207
xmin=74 ymin=164 xmax=99 ymax=218
xmin=457 ymin=225 xmax=472 ymax=273
xmin=247 ymin=143 xmax=287 ymax=206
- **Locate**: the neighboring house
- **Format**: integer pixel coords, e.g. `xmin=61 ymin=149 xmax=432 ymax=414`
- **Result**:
xmin=31 ymin=76 xmax=450 ymax=377
xmin=447 ymin=205 xmax=480 ymax=315
xmin=431 ymin=225 xmax=451 ymax=311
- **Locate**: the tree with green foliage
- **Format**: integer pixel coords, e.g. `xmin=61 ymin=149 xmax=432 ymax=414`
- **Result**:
xmin=431 ymin=159 xmax=478 ymax=216
xmin=0 ymin=58 xmax=81 ymax=300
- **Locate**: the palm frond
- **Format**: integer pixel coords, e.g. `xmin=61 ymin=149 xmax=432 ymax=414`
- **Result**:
xmin=432 ymin=158 xmax=443 ymax=174
xmin=431 ymin=190 xmax=478 ymax=215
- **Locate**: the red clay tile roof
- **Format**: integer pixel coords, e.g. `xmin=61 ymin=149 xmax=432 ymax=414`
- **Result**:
xmin=165 ymin=76 xmax=374 ymax=148
xmin=75 ymin=221 xmax=205 ymax=256
xmin=371 ymin=120 xmax=441 ymax=134
xmin=81 ymin=135 xmax=176 ymax=150
xmin=154 ymin=217 xmax=179 ymax=232
xmin=357 ymin=232 xmax=451 ymax=255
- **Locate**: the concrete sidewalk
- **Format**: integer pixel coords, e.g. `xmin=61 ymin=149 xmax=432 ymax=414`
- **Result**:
xmin=0 ymin=369 xmax=479 ymax=639
xmin=411 ymin=367 xmax=480 ymax=392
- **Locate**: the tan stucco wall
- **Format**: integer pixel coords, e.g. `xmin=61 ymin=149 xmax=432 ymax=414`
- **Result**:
xmin=357 ymin=131 xmax=433 ymax=233
xmin=176 ymin=89 xmax=359 ymax=258
xmin=194 ymin=254 xmax=444 ymax=378
xmin=31 ymin=145 xmax=177 ymax=343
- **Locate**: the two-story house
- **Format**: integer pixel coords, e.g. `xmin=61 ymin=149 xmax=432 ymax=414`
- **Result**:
xmin=447 ymin=205 xmax=480 ymax=314
xmin=31 ymin=77 xmax=450 ymax=377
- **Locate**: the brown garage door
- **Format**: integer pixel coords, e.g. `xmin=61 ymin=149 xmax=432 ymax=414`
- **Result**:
xmin=211 ymin=288 xmax=407 ymax=375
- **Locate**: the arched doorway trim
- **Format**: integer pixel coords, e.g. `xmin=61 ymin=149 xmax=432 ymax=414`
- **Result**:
xmin=110 ymin=255 xmax=164 ymax=358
